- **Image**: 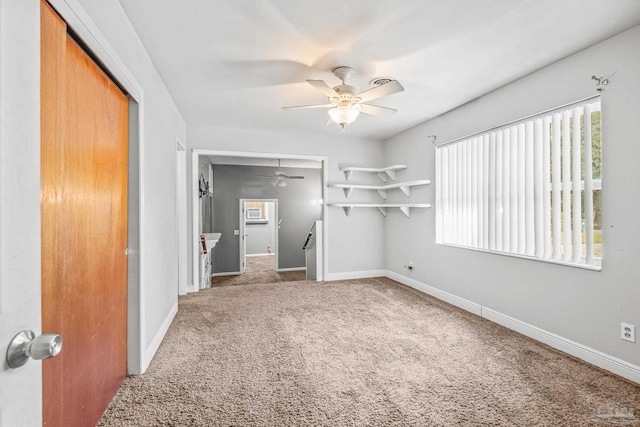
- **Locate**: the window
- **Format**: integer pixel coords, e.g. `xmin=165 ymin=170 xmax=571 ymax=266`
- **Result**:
xmin=435 ymin=97 xmax=602 ymax=269
xmin=246 ymin=208 xmax=263 ymax=219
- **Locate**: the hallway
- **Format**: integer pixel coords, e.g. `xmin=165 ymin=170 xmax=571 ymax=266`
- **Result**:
xmin=210 ymin=255 xmax=305 ymax=288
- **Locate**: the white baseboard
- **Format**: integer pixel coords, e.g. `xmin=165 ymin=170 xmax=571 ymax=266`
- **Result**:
xmin=276 ymin=267 xmax=306 ymax=272
xmin=325 ymin=270 xmax=387 ymax=281
xmin=481 ymin=307 xmax=640 ymax=384
xmin=385 ymin=270 xmax=640 ymax=385
xmin=212 ymin=271 xmax=240 ymax=277
xmin=246 ymin=253 xmax=274 ymax=257
xmin=386 ymin=270 xmax=482 ymax=316
xmin=142 ymin=301 xmax=178 ymax=373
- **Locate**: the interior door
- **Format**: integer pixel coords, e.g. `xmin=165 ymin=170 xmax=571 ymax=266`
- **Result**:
xmin=41 ymin=2 xmax=129 ymax=426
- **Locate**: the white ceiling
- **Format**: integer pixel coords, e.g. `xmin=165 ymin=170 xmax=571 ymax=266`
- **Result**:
xmin=119 ymin=0 xmax=640 ymax=141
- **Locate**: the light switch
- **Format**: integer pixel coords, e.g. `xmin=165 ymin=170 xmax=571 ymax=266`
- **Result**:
xmin=234 ymin=230 xmax=240 ymax=235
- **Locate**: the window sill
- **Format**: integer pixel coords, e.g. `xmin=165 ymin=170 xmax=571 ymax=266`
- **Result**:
xmin=437 ymin=242 xmax=602 ymax=271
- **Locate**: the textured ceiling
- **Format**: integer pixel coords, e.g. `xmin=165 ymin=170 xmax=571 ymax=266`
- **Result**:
xmin=119 ymin=0 xmax=640 ymax=141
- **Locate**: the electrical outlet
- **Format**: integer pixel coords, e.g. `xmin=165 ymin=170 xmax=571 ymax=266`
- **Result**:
xmin=621 ymin=323 xmax=636 ymax=343
xmin=233 ymin=230 xmax=240 ymax=236
xmin=403 ymin=262 xmax=414 ymax=271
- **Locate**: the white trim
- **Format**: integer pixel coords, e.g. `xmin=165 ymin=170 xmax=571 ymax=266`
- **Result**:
xmin=47 ymin=0 xmax=142 ymax=101
xmin=176 ymin=139 xmax=188 ymax=296
xmin=142 ymin=301 xmax=178 ymax=372
xmin=212 ymin=271 xmax=241 ymax=277
xmin=324 ymin=270 xmax=387 ymax=281
xmin=192 ymin=149 xmax=328 ymax=292
xmin=240 ymin=199 xmax=279 ymax=274
xmin=321 ymin=160 xmax=329 ymax=281
xmin=439 ymin=242 xmax=602 ymax=271
xmin=386 ymin=270 xmax=482 ymax=316
xmin=276 ymin=267 xmax=306 ymax=272
xmin=385 ymin=271 xmax=640 ymax=384
xmin=481 ymin=307 xmax=640 ymax=384
xmin=191 ymin=150 xmax=200 ymax=292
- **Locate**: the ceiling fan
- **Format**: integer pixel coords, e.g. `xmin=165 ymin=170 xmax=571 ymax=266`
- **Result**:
xmin=257 ymin=159 xmax=304 ymax=187
xmin=282 ymin=66 xmax=404 ymax=132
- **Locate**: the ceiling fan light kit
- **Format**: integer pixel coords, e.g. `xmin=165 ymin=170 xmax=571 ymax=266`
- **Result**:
xmin=328 ymin=105 xmax=360 ymax=128
xmin=283 ymin=66 xmax=404 ymax=132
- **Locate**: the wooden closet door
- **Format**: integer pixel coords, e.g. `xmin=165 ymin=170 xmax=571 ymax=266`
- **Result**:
xmin=41 ymin=1 xmax=129 ymax=425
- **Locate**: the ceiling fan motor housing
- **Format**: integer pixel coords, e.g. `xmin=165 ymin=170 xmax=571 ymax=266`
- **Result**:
xmin=282 ymin=65 xmax=404 ymax=130
xmin=333 ymin=84 xmax=358 ymax=96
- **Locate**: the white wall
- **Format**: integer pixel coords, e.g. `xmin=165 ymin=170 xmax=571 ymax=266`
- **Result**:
xmin=0 ymin=1 xmax=43 ymax=424
xmin=384 ymin=26 xmax=640 ymax=369
xmin=66 ymin=0 xmax=187 ymax=372
xmin=187 ymin=125 xmax=386 ymax=284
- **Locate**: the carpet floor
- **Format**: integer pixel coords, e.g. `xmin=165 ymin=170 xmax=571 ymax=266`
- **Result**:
xmin=99 ymin=278 xmax=640 ymax=426
xmin=245 ymin=254 xmax=276 ymax=273
xmin=211 ymin=255 xmax=305 ymax=288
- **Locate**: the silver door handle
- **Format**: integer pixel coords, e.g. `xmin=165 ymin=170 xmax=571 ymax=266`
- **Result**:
xmin=6 ymin=330 xmax=63 ymax=369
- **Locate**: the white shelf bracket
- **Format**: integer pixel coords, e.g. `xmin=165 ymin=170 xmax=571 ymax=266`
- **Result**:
xmin=399 ymin=206 xmax=411 ymax=217
xmin=344 ymin=170 xmax=353 ymax=182
xmin=342 ymin=206 xmax=353 ymax=216
xmin=376 ymin=189 xmax=387 ymax=200
xmin=399 ymin=185 xmax=411 ymax=197
xmin=343 ymin=187 xmax=353 ymax=198
xmin=376 ymin=207 xmax=388 ymax=217
xmin=376 ymin=172 xmax=388 ymax=183
xmin=385 ymin=170 xmax=397 ymax=181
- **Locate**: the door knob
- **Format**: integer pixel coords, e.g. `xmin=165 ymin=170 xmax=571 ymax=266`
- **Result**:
xmin=6 ymin=330 xmax=63 ymax=369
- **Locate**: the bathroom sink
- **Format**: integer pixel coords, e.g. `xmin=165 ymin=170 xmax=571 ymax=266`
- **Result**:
xmin=202 ymin=233 xmax=221 ymax=251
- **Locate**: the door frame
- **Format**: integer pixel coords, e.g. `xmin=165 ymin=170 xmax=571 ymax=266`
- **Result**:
xmin=191 ymin=150 xmax=328 ymax=292
xmin=46 ymin=0 xmax=146 ymax=374
xmin=176 ymin=139 xmax=188 ymax=295
xmin=239 ymin=199 xmax=279 ymax=274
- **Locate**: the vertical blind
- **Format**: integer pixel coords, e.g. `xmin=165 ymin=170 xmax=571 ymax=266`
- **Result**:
xmin=435 ymin=97 xmax=602 ymax=268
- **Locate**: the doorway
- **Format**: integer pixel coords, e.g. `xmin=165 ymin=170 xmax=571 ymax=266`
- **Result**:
xmin=41 ymin=1 xmax=129 ymax=425
xmin=240 ymin=199 xmax=278 ymax=274
xmin=193 ymin=150 xmax=328 ymax=291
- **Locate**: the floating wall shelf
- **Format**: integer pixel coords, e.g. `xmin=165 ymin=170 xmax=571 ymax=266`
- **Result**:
xmin=328 ymin=203 xmax=431 ymax=218
xmin=340 ymin=165 xmax=407 ymax=182
xmin=330 ymin=179 xmax=431 ymax=199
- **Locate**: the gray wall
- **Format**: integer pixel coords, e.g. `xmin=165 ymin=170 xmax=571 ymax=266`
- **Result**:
xmin=211 ymin=165 xmax=321 ymax=272
xmin=384 ymin=25 xmax=640 ymax=368
xmin=186 ymin=128 xmax=386 ymax=285
xmin=245 ymin=202 xmax=275 ymax=255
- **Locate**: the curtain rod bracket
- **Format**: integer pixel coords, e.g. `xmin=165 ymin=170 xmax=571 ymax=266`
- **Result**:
xmin=427 ymin=135 xmax=437 ymax=145
xmin=592 ymin=74 xmax=612 ymax=92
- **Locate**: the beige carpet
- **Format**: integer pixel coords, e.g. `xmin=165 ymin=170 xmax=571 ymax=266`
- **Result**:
xmin=211 ymin=254 xmax=305 ymax=287
xmin=99 ymin=278 xmax=640 ymax=426
xmin=245 ymin=254 xmax=275 ymax=273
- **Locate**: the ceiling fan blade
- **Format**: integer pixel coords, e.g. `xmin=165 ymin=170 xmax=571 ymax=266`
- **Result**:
xmin=306 ymin=80 xmax=339 ymax=98
xmin=284 ymin=176 xmax=305 ymax=179
xmin=359 ymin=104 xmax=397 ymax=117
xmin=282 ymin=103 xmax=333 ymax=110
xmin=257 ymin=175 xmax=274 ymax=178
xmin=356 ymin=80 xmax=404 ymax=103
